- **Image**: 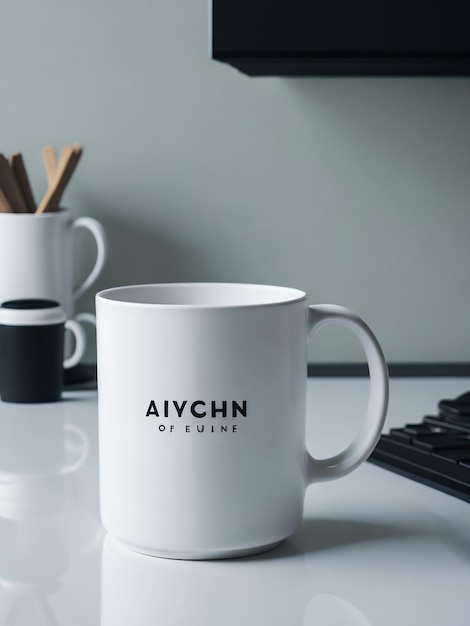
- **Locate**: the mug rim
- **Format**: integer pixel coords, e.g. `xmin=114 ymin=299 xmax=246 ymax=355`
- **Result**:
xmin=0 ymin=301 xmax=66 ymax=326
xmin=96 ymin=282 xmax=308 ymax=309
xmin=0 ymin=208 xmax=69 ymax=219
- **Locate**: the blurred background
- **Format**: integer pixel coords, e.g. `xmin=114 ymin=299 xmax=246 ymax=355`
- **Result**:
xmin=2 ymin=0 xmax=470 ymax=363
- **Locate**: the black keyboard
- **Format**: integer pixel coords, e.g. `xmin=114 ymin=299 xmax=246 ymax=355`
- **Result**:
xmin=368 ymin=391 xmax=470 ymax=503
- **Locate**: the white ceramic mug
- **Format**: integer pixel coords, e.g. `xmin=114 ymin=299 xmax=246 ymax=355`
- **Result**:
xmin=96 ymin=283 xmax=389 ymax=560
xmin=0 ymin=210 xmax=107 ymax=317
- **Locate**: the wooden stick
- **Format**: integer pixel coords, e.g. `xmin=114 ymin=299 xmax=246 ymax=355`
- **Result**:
xmin=0 ymin=154 xmax=28 ymax=213
xmin=57 ymin=144 xmax=71 ymax=169
xmin=56 ymin=143 xmax=82 ymax=170
xmin=36 ymin=145 xmax=82 ymax=214
xmin=0 ymin=185 xmax=14 ymax=212
xmin=41 ymin=145 xmax=58 ymax=186
xmin=9 ymin=152 xmax=36 ymax=213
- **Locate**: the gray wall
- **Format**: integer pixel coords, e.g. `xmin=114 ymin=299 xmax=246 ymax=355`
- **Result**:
xmin=3 ymin=0 xmax=470 ymax=362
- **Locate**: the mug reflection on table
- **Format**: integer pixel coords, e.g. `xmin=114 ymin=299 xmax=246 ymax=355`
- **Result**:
xmin=101 ymin=534 xmax=371 ymax=626
xmin=0 ymin=401 xmax=89 ymax=625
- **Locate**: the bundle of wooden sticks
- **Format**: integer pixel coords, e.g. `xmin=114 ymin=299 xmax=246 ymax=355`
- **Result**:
xmin=0 ymin=144 xmax=82 ymax=214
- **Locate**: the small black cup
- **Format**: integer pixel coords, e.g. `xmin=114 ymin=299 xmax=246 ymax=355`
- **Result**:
xmin=0 ymin=299 xmax=85 ymax=403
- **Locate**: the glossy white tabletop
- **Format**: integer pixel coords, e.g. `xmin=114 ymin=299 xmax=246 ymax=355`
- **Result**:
xmin=1 ymin=377 xmax=470 ymax=626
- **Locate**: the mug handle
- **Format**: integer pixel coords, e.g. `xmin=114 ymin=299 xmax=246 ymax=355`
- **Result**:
xmin=72 ymin=217 xmax=108 ymax=301
xmin=63 ymin=320 xmax=86 ymax=369
xmin=306 ymin=304 xmax=389 ymax=483
xmin=74 ymin=311 xmax=96 ymax=328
